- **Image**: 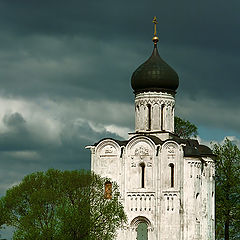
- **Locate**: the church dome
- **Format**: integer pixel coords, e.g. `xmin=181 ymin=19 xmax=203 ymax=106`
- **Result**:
xmin=131 ymin=41 xmax=179 ymax=93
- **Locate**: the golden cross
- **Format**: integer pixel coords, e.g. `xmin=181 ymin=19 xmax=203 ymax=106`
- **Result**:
xmin=152 ymin=16 xmax=158 ymax=36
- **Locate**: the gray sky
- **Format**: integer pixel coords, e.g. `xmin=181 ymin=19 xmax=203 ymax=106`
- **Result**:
xmin=0 ymin=1 xmax=239 ymax=236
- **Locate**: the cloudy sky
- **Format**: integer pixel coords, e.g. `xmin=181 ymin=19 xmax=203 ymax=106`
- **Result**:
xmin=0 ymin=0 xmax=239 ymax=237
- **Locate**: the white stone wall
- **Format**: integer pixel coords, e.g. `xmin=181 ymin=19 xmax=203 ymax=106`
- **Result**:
xmin=183 ymin=157 xmax=215 ymax=240
xmin=123 ymin=136 xmax=158 ymax=240
xmin=89 ymin=137 xmax=215 ymax=240
xmin=135 ymin=92 xmax=175 ymax=133
xmin=90 ymin=139 xmax=122 ymax=188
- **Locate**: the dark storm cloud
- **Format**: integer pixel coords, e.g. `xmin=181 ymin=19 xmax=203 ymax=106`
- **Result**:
xmin=0 ymin=0 xmax=238 ymax=49
xmin=3 ymin=112 xmax=25 ymax=127
xmin=0 ymin=32 xmax=135 ymax=102
xmin=0 ymin=112 xmax=122 ymax=196
xmin=176 ymin=96 xmax=240 ymax=134
xmin=0 ymin=0 xmax=239 ymax=103
xmin=0 ymin=112 xmax=57 ymax=151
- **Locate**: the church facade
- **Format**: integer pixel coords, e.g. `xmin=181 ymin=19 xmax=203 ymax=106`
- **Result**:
xmin=87 ymin=19 xmax=215 ymax=240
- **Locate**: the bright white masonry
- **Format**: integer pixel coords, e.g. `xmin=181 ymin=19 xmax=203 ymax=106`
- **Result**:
xmin=87 ymin=22 xmax=215 ymax=240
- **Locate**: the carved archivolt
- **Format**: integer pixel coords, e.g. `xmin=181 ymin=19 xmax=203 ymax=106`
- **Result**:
xmin=126 ymin=137 xmax=155 ymax=157
xmin=161 ymin=141 xmax=179 ymax=161
xmin=99 ymin=145 xmax=117 ymax=157
xmin=130 ymin=216 xmax=153 ymax=231
xmin=162 ymin=142 xmax=179 ymax=151
xmin=95 ymin=140 xmax=120 ymax=157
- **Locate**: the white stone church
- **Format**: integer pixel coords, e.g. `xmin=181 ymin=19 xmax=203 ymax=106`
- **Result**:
xmin=87 ymin=20 xmax=215 ymax=240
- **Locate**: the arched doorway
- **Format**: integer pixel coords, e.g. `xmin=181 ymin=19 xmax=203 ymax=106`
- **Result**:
xmin=137 ymin=222 xmax=148 ymax=240
xmin=130 ymin=216 xmax=151 ymax=240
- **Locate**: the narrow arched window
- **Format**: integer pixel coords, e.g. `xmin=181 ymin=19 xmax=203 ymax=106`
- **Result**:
xmin=140 ymin=162 xmax=145 ymax=188
xmin=169 ymin=163 xmax=174 ymax=187
xmin=147 ymin=104 xmax=151 ymax=130
xmin=137 ymin=105 xmax=140 ymax=112
xmin=104 ymin=181 xmax=112 ymax=199
xmin=161 ymin=104 xmax=164 ymax=130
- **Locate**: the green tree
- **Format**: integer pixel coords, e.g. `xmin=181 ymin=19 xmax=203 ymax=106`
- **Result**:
xmin=0 ymin=198 xmax=6 ymax=239
xmin=174 ymin=116 xmax=198 ymax=139
xmin=212 ymin=138 xmax=240 ymax=240
xmin=1 ymin=169 xmax=127 ymax=240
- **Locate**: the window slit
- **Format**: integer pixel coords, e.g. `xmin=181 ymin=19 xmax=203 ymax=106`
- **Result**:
xmin=120 ymin=147 xmax=124 ymax=158
xmin=147 ymin=104 xmax=151 ymax=130
xmin=161 ymin=105 xmax=164 ymax=130
xmin=169 ymin=163 xmax=174 ymax=187
xmin=140 ymin=162 xmax=145 ymax=188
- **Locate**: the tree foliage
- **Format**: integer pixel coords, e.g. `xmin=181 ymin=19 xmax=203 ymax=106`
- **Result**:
xmin=1 ymin=169 xmax=127 ymax=240
xmin=212 ymin=138 xmax=240 ymax=240
xmin=174 ymin=116 xmax=198 ymax=139
xmin=0 ymin=198 xmax=7 ymax=240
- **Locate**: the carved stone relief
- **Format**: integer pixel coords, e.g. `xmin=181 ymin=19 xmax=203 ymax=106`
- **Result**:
xmin=99 ymin=144 xmax=117 ymax=157
xmin=100 ymin=159 xmax=108 ymax=168
xmin=127 ymin=192 xmax=155 ymax=212
xmin=202 ymin=198 xmax=207 ymax=217
xmin=129 ymin=141 xmax=153 ymax=159
xmin=163 ymin=193 xmax=178 ymax=211
xmin=135 ymin=146 xmax=149 ymax=156
xmin=97 ymin=144 xmax=119 ymax=172
xmin=165 ymin=143 xmax=177 ymax=160
xmin=147 ymin=162 xmax=152 ymax=167
xmin=131 ymin=162 xmax=136 ymax=167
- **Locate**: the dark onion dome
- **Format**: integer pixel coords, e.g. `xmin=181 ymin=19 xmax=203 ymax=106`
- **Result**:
xmin=131 ymin=44 xmax=179 ymax=94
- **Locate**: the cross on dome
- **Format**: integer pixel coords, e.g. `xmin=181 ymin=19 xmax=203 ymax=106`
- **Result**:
xmin=152 ymin=16 xmax=159 ymax=45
